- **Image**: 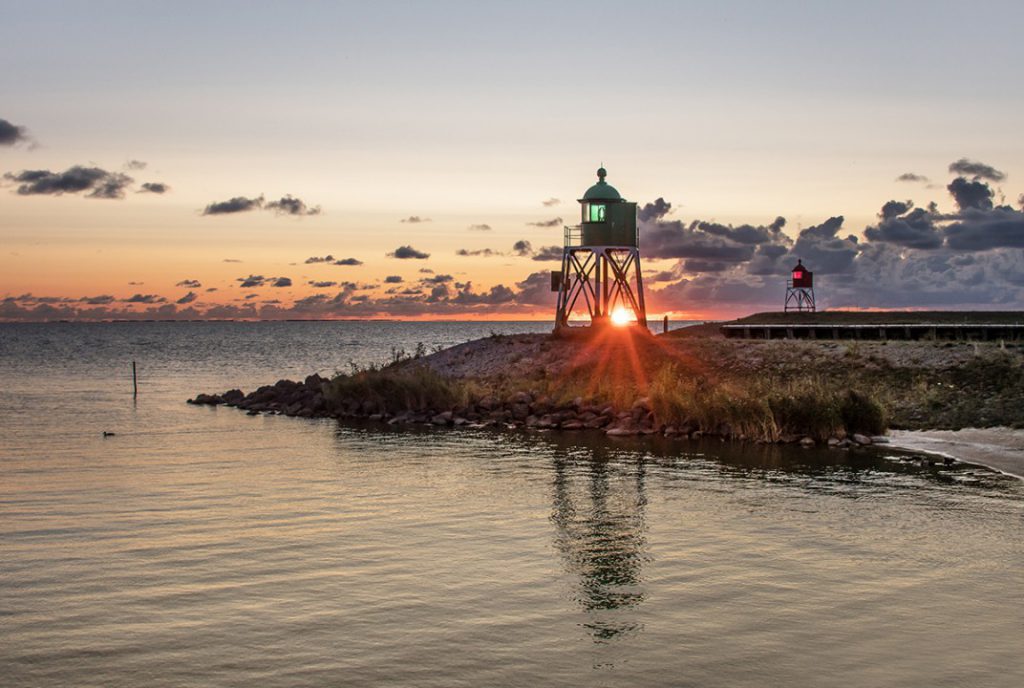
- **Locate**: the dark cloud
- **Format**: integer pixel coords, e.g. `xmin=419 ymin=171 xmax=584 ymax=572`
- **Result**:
xmin=683 ymin=259 xmax=730 ymax=273
xmin=305 ymin=255 xmax=335 ymax=263
xmin=271 ymin=277 xmax=292 ymax=287
xmin=944 ymin=207 xmax=1024 ymax=250
xmin=527 ymin=217 xmax=563 ymax=228
xmin=880 ymin=200 xmax=913 ymax=220
xmin=333 ymin=257 xmax=363 ymax=266
xmin=695 ymin=220 xmax=777 ymax=245
xmin=400 ymin=216 xmax=430 ymax=223
xmin=80 ymin=295 xmax=115 ymax=305
xmin=896 ymin=172 xmax=930 ymax=184
xmin=531 ymin=245 xmax=563 ymax=261
xmin=514 ymin=271 xmax=557 ymax=306
xmin=542 ymin=198 xmax=561 ymax=207
xmin=388 ymin=245 xmax=430 ymax=259
xmin=451 ymin=283 xmax=516 ymax=305
xmin=948 ymin=158 xmax=1006 ymax=183
xmin=124 ymin=160 xmax=147 ymax=170
xmin=512 ymin=240 xmax=533 ymax=256
xmin=176 ymin=279 xmax=202 ymax=288
xmin=266 ymin=195 xmax=321 ymax=216
xmin=139 ymin=182 xmax=169 ymax=194
xmin=203 ymin=195 xmax=264 ymax=215
xmin=308 ymin=281 xmax=337 ymax=288
xmin=948 ymin=177 xmax=994 ymax=211
xmin=864 ymin=207 xmax=943 ymax=249
xmin=790 ymin=216 xmax=859 ymax=273
xmin=643 ymin=221 xmax=759 ymax=262
xmin=384 ymin=275 xmax=403 ymax=283
xmin=456 ymin=248 xmax=499 ymax=256
xmin=638 ymin=197 xmax=672 ymax=223
xmin=4 ymin=165 xmax=133 ymax=199
xmin=237 ymin=275 xmax=266 ymax=288
xmin=223 ymin=258 xmax=242 ymax=263
xmin=123 ymin=293 xmax=167 ymax=304
xmin=468 ymin=223 xmax=492 ymax=231
xmin=0 ymin=118 xmax=30 ymax=146
xmin=421 ymin=274 xmax=453 ymax=284
xmin=176 ymin=291 xmax=198 ymax=305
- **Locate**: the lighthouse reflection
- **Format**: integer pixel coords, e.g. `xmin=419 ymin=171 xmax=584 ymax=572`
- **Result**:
xmin=550 ymin=446 xmax=650 ymax=642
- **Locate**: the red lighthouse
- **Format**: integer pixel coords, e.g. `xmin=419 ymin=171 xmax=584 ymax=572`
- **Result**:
xmin=784 ymin=259 xmax=816 ymax=312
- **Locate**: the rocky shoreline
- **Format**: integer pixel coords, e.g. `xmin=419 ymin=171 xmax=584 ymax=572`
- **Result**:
xmin=188 ymin=370 xmax=880 ymax=449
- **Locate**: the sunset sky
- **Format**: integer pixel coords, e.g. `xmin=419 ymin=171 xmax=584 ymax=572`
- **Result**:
xmin=3 ymin=1 xmax=1024 ymax=321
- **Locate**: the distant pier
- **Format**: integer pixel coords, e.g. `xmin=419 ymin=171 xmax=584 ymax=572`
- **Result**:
xmin=718 ymin=311 xmax=1024 ymax=341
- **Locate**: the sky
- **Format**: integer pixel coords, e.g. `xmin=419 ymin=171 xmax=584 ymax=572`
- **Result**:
xmin=3 ymin=0 xmax=1024 ymax=321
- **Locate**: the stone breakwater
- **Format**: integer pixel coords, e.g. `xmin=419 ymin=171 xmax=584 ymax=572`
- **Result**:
xmin=187 ymin=373 xmax=880 ymax=448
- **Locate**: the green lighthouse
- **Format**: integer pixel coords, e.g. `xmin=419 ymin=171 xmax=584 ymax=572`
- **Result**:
xmin=553 ymin=167 xmax=647 ymax=331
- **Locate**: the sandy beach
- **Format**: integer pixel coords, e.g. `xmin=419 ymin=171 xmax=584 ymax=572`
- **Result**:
xmin=887 ymin=427 xmax=1024 ymax=480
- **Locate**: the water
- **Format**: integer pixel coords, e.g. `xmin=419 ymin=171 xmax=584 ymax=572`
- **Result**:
xmin=2 ymin=322 xmax=1022 ymax=687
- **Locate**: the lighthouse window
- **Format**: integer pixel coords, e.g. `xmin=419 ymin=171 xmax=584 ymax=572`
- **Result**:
xmin=589 ymin=204 xmax=606 ymax=222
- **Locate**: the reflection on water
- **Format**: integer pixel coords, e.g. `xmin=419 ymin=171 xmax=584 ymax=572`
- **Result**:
xmin=3 ymin=322 xmax=1024 ymax=687
xmin=551 ymin=450 xmax=649 ymax=641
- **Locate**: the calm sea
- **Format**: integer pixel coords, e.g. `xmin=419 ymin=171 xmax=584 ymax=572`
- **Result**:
xmin=1 ymin=321 xmax=1022 ymax=687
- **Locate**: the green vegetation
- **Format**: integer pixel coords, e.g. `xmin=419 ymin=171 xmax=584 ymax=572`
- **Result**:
xmin=324 ymin=363 xmax=473 ymax=416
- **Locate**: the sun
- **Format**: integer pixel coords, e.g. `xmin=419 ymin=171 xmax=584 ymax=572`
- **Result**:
xmin=610 ymin=306 xmax=632 ymax=326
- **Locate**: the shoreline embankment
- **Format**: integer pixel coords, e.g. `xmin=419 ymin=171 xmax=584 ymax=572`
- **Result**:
xmin=189 ymin=320 xmax=1024 ymax=466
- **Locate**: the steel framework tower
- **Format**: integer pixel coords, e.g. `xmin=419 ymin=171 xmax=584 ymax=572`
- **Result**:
xmin=553 ymin=168 xmax=647 ymax=331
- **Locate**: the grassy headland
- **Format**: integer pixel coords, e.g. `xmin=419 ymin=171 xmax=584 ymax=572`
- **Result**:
xmin=190 ymin=314 xmax=1024 ymax=445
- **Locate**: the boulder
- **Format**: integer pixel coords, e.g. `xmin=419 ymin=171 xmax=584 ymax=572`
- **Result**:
xmin=852 ymin=434 xmax=873 ymax=445
xmin=800 ymin=436 xmax=816 ymax=448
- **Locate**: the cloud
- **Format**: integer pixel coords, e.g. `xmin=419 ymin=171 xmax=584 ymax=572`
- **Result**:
xmin=896 ymin=172 xmax=930 ymax=184
xmin=880 ymin=200 xmax=912 ymax=220
xmin=271 ymin=277 xmax=292 ymax=287
xmin=947 ymin=177 xmax=994 ymax=211
xmin=139 ymin=182 xmax=169 ymax=194
xmin=266 ymin=194 xmax=321 ymax=216
xmin=333 ymin=257 xmax=363 ymax=266
xmin=542 ymin=198 xmax=561 ymax=207
xmin=527 ymin=217 xmax=563 ymax=228
xmin=223 ymin=258 xmax=242 ymax=263
xmin=123 ymin=293 xmax=167 ymax=304
xmin=124 ymin=160 xmax=147 ymax=170
xmin=308 ymin=281 xmax=337 ymax=288
xmin=388 ymin=245 xmax=430 ymax=259
xmin=400 ymin=216 xmax=430 ymax=223
xmin=863 ymin=206 xmax=943 ymax=249
xmin=468 ymin=223 xmax=492 ymax=231
xmin=305 ymin=255 xmax=335 ymax=263
xmin=944 ymin=207 xmax=1024 ymax=250
xmin=384 ymin=275 xmax=403 ymax=283
xmin=531 ymin=245 xmax=563 ymax=261
xmin=790 ymin=216 xmax=859 ymax=273
xmin=421 ymin=274 xmax=453 ymax=284
xmin=419 ymin=268 xmax=434 ymax=274
xmin=4 ymin=165 xmax=133 ymax=198
xmin=176 ymin=291 xmax=198 ymax=304
xmin=451 ymin=283 xmax=517 ymax=305
xmin=456 ymin=248 xmax=499 ymax=256
xmin=638 ymin=197 xmax=672 ymax=223
xmin=176 ymin=279 xmax=202 ymax=288
xmin=511 ymin=240 xmax=533 ymax=256
xmin=80 ymin=295 xmax=115 ymax=305
xmin=203 ymin=195 xmax=264 ymax=215
xmin=0 ymin=118 xmax=30 ymax=146
xmin=948 ymin=158 xmax=1006 ymax=183
xmin=237 ymin=275 xmax=265 ymax=288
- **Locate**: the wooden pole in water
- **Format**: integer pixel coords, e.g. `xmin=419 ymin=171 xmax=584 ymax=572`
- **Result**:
xmin=132 ymin=361 xmax=138 ymax=397
xmin=663 ymin=315 xmax=669 ymax=334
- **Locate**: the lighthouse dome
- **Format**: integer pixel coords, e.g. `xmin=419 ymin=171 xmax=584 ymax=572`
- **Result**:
xmin=581 ymin=167 xmax=622 ymax=201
